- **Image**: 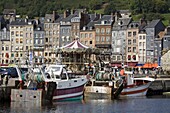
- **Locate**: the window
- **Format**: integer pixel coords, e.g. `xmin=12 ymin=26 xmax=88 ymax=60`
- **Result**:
xmin=139 ymin=49 xmax=142 ymax=54
xmin=133 ymin=31 xmax=136 ymax=36
xmin=89 ymin=33 xmax=92 ymax=37
xmin=6 ymin=46 xmax=9 ymax=51
xmin=30 ymin=39 xmax=33 ymax=44
xmin=90 ymin=41 xmax=92 ymax=44
xmin=16 ymin=31 xmax=19 ymax=36
xmin=85 ymin=33 xmax=88 ymax=38
xmin=11 ymin=53 xmax=14 ymax=57
xmin=139 ymin=42 xmax=142 ymax=46
xmin=96 ymin=28 xmax=100 ymax=34
xmin=117 ymin=56 xmax=121 ymax=60
xmin=49 ymin=53 xmax=51 ymax=56
xmin=11 ymin=31 xmax=14 ymax=36
xmin=143 ymin=35 xmax=146 ymax=39
xmin=132 ymin=55 xmax=136 ymax=60
xmin=112 ymin=56 xmax=116 ymax=60
xmin=101 ymin=28 xmax=105 ymax=34
xmin=15 ymin=53 xmax=18 ymax=57
xmin=96 ymin=36 xmax=100 ymax=42
xmin=20 ymin=31 xmax=23 ymax=36
xmin=128 ymin=40 xmax=131 ymax=45
xmin=26 ymin=46 xmax=28 ymax=50
xmin=139 ymin=36 xmax=142 ymax=40
xmin=26 ymin=33 xmax=28 ymax=37
xmin=45 ymin=38 xmax=48 ymax=42
xmin=128 ymin=55 xmax=131 ymax=60
xmin=133 ymin=39 xmax=136 ymax=44
xmin=106 ymin=28 xmax=110 ymax=34
xmin=2 ymin=46 xmax=4 ymax=50
xmin=128 ymin=47 xmax=131 ymax=52
xmin=85 ymin=41 xmax=88 ymax=45
xmin=101 ymin=36 xmax=105 ymax=42
xmin=133 ymin=47 xmax=136 ymax=52
xmin=81 ymin=34 xmax=85 ymax=38
xmin=106 ymin=36 xmax=110 ymax=42
xmin=20 ymin=38 xmax=23 ymax=43
xmin=26 ymin=39 xmax=29 ymax=44
xmin=45 ymin=52 xmax=48 ymax=56
xmin=16 ymin=38 xmax=19 ymax=43
xmin=36 ymin=39 xmax=39 ymax=44
xmin=128 ymin=32 xmax=131 ymax=37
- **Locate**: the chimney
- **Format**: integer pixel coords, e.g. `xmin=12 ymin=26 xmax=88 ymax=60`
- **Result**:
xmin=111 ymin=12 xmax=113 ymax=22
xmin=79 ymin=12 xmax=81 ymax=18
xmin=115 ymin=12 xmax=118 ymax=22
xmin=71 ymin=9 xmax=74 ymax=15
xmin=64 ymin=10 xmax=70 ymax=18
xmin=53 ymin=11 xmax=56 ymax=21
xmin=64 ymin=11 xmax=66 ymax=18
xmin=100 ymin=14 xmax=102 ymax=19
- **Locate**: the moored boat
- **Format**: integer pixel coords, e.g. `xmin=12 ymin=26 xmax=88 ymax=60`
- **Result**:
xmin=121 ymin=71 xmax=155 ymax=97
xmin=84 ymin=70 xmax=123 ymax=99
xmin=43 ymin=64 xmax=88 ymax=101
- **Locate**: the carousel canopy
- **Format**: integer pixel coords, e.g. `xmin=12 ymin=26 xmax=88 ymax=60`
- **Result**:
xmin=57 ymin=39 xmax=100 ymax=54
xmin=60 ymin=39 xmax=89 ymax=49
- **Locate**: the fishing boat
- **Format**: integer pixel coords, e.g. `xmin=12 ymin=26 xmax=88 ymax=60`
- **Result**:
xmin=84 ymin=69 xmax=124 ymax=99
xmin=43 ymin=64 xmax=88 ymax=101
xmin=121 ymin=71 xmax=155 ymax=97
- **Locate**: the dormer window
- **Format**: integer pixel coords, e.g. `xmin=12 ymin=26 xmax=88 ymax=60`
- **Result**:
xmin=37 ymin=27 xmax=41 ymax=30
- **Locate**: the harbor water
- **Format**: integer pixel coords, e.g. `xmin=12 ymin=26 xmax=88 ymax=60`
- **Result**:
xmin=1 ymin=96 xmax=170 ymax=113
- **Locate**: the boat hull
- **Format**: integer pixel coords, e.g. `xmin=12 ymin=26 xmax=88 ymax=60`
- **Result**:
xmin=121 ymin=82 xmax=151 ymax=97
xmin=53 ymin=85 xmax=85 ymax=101
xmin=84 ymin=86 xmax=112 ymax=99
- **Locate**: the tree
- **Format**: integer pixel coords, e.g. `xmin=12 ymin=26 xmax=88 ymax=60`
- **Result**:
xmin=104 ymin=1 xmax=116 ymax=15
xmin=88 ymin=0 xmax=102 ymax=10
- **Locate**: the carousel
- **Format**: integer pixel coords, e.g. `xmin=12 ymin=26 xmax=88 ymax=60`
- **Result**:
xmin=56 ymin=38 xmax=100 ymax=74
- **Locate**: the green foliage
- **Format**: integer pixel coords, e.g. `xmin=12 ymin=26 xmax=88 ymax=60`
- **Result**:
xmin=88 ymin=0 xmax=103 ymax=10
xmin=104 ymin=1 xmax=116 ymax=15
xmin=130 ymin=0 xmax=169 ymax=14
xmin=0 ymin=0 xmax=169 ymax=19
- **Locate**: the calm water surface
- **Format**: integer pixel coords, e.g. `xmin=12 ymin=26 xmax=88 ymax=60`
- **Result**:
xmin=1 ymin=96 xmax=170 ymax=113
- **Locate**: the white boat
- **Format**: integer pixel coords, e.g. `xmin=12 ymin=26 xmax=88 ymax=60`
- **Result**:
xmin=121 ymin=71 xmax=155 ymax=97
xmin=43 ymin=64 xmax=88 ymax=101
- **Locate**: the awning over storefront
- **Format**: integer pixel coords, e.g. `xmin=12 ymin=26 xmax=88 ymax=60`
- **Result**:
xmin=142 ymin=63 xmax=158 ymax=68
xmin=127 ymin=62 xmax=138 ymax=67
xmin=134 ymin=63 xmax=144 ymax=68
xmin=110 ymin=63 xmax=122 ymax=67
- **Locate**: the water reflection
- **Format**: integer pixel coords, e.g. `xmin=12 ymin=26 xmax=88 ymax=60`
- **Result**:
xmin=1 ymin=96 xmax=170 ymax=113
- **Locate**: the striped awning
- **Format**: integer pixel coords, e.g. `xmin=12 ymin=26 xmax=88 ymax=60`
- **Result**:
xmin=60 ymin=39 xmax=89 ymax=49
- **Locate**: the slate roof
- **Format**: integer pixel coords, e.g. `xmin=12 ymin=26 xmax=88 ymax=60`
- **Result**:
xmin=112 ymin=17 xmax=132 ymax=30
xmin=95 ymin=15 xmax=113 ymax=24
xmin=34 ymin=23 xmax=44 ymax=31
xmin=55 ymin=14 xmax=64 ymax=23
xmin=146 ymin=19 xmax=161 ymax=28
xmin=0 ymin=15 xmax=3 ymax=22
xmin=10 ymin=19 xmax=35 ymax=25
xmin=3 ymin=9 xmax=16 ymax=15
